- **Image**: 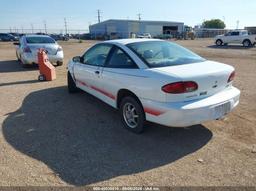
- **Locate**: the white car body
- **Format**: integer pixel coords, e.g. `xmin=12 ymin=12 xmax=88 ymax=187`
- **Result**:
xmin=15 ymin=35 xmax=64 ymax=66
xmin=68 ymin=39 xmax=240 ymax=129
xmin=137 ymin=33 xmax=152 ymax=39
xmin=215 ymin=30 xmax=256 ymax=47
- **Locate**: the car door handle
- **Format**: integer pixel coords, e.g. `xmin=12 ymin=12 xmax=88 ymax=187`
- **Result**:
xmin=95 ymin=71 xmax=100 ymax=75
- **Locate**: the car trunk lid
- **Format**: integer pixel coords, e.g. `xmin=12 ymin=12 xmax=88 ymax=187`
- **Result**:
xmin=27 ymin=44 xmax=59 ymax=56
xmin=152 ymin=60 xmax=234 ymax=102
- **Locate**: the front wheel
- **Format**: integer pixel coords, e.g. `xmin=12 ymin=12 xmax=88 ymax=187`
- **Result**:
xmin=216 ymin=39 xmax=223 ymax=46
xmin=67 ymin=72 xmax=79 ymax=93
xmin=120 ymin=96 xmax=145 ymax=134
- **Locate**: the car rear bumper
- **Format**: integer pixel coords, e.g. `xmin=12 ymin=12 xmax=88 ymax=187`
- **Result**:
xmin=140 ymin=86 xmax=240 ymax=127
xmin=22 ymin=51 xmax=64 ymax=65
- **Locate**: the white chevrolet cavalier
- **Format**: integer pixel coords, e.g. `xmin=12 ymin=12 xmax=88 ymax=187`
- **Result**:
xmin=67 ymin=39 xmax=240 ymax=133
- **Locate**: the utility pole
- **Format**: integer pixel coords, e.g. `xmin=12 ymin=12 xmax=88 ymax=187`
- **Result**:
xmin=64 ymin=18 xmax=68 ymax=35
xmin=9 ymin=27 xmax=12 ymax=33
xmin=97 ymin=10 xmax=102 ymax=23
xmin=31 ymin=23 xmax=34 ymax=34
xmin=137 ymin=13 xmax=142 ymax=21
xmin=44 ymin=20 xmax=47 ymax=34
xmin=236 ymin=20 xmax=240 ymax=29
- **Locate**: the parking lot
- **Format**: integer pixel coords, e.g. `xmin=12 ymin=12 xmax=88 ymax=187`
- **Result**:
xmin=0 ymin=39 xmax=255 ymax=186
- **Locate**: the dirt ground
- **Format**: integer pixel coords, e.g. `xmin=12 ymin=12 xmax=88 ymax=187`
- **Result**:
xmin=0 ymin=39 xmax=255 ymax=186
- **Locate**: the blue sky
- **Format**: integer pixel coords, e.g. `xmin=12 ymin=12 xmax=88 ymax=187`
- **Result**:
xmin=0 ymin=0 xmax=255 ymax=32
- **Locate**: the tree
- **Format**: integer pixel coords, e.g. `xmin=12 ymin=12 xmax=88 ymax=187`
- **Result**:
xmin=202 ymin=19 xmax=226 ymax=29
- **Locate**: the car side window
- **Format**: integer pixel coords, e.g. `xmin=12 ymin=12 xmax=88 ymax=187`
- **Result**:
xmin=231 ymin=32 xmax=239 ymax=36
xmin=107 ymin=47 xmax=138 ymax=68
xmin=82 ymin=44 xmax=112 ymax=66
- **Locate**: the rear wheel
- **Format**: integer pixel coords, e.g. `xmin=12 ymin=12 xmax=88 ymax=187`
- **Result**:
xmin=68 ymin=72 xmax=79 ymax=93
xmin=16 ymin=52 xmax=20 ymax=61
xmin=120 ymin=96 xmax=145 ymax=134
xmin=216 ymin=39 xmax=223 ymax=46
xmin=243 ymin=39 xmax=252 ymax=47
xmin=21 ymin=61 xmax=31 ymax=68
xmin=57 ymin=61 xmax=63 ymax=66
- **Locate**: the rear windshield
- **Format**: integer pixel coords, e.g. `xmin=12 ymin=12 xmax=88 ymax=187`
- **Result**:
xmin=127 ymin=41 xmax=205 ymax=68
xmin=26 ymin=36 xmax=55 ymax=44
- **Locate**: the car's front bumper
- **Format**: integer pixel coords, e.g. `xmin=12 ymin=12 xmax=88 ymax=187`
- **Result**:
xmin=141 ymin=87 xmax=240 ymax=127
xmin=21 ymin=51 xmax=64 ymax=65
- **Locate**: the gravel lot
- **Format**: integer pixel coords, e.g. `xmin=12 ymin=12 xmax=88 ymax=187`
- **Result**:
xmin=0 ymin=39 xmax=255 ymax=186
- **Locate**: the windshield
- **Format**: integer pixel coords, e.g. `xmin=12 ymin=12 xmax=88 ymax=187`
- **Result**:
xmin=127 ymin=41 xmax=205 ymax=68
xmin=26 ymin=36 xmax=56 ymax=44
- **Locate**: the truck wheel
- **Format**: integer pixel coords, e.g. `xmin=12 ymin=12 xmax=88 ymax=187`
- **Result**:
xmin=120 ymin=96 xmax=145 ymax=134
xmin=243 ymin=40 xmax=252 ymax=47
xmin=216 ymin=39 xmax=223 ymax=46
xmin=68 ymin=72 xmax=79 ymax=93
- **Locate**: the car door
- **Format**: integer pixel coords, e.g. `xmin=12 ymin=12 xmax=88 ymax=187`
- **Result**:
xmin=74 ymin=43 xmax=113 ymax=101
xmin=231 ymin=31 xmax=240 ymax=43
xmin=101 ymin=46 xmax=140 ymax=107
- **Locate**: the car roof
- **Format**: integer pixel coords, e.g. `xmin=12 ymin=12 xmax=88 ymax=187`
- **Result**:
xmin=105 ymin=38 xmax=163 ymax=45
xmin=24 ymin=35 xmax=52 ymax=38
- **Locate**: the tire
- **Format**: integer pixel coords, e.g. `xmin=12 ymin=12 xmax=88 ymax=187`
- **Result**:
xmin=57 ymin=61 xmax=63 ymax=66
xmin=120 ymin=96 xmax=145 ymax=134
xmin=21 ymin=62 xmax=31 ymax=68
xmin=243 ymin=39 xmax=252 ymax=47
xmin=20 ymin=57 xmax=31 ymax=68
xmin=216 ymin=39 xmax=223 ymax=46
xmin=38 ymin=74 xmax=46 ymax=81
xmin=16 ymin=52 xmax=20 ymax=61
xmin=67 ymin=72 xmax=79 ymax=93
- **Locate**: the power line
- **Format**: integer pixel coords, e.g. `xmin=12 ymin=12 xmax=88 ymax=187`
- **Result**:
xmin=64 ymin=18 xmax=68 ymax=34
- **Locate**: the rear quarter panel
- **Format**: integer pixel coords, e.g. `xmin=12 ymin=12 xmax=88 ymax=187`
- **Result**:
xmin=101 ymin=68 xmax=181 ymax=107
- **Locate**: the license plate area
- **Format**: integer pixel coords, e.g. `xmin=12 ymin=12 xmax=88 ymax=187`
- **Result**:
xmin=213 ymin=102 xmax=231 ymax=118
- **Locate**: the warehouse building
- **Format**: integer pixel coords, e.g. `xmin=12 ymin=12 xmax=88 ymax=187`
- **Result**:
xmin=89 ymin=19 xmax=184 ymax=39
xmin=245 ymin=26 xmax=256 ymax=34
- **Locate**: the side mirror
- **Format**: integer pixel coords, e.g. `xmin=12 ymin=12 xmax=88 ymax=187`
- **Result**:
xmin=72 ymin=56 xmax=82 ymax=63
xmin=13 ymin=42 xmax=20 ymax=46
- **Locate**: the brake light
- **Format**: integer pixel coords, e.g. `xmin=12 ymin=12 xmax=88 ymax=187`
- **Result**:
xmin=162 ymin=81 xmax=198 ymax=94
xmin=228 ymin=71 xmax=235 ymax=83
xmin=23 ymin=46 xmax=31 ymax=53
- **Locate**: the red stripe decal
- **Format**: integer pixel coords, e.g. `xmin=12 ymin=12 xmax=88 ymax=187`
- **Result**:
xmin=90 ymin=86 xmax=116 ymax=100
xmin=144 ymin=107 xmax=165 ymax=116
xmin=77 ymin=80 xmax=88 ymax=87
xmin=77 ymin=80 xmax=115 ymax=100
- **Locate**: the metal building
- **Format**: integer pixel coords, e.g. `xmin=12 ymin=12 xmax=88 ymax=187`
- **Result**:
xmin=245 ymin=26 xmax=256 ymax=34
xmin=89 ymin=19 xmax=184 ymax=39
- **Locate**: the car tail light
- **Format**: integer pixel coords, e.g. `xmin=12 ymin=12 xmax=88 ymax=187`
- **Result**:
xmin=23 ymin=46 xmax=31 ymax=53
xmin=162 ymin=81 xmax=198 ymax=94
xmin=57 ymin=46 xmax=63 ymax=52
xmin=228 ymin=71 xmax=235 ymax=83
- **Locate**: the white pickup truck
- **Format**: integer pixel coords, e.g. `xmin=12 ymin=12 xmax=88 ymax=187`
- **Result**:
xmin=215 ymin=30 xmax=256 ymax=47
